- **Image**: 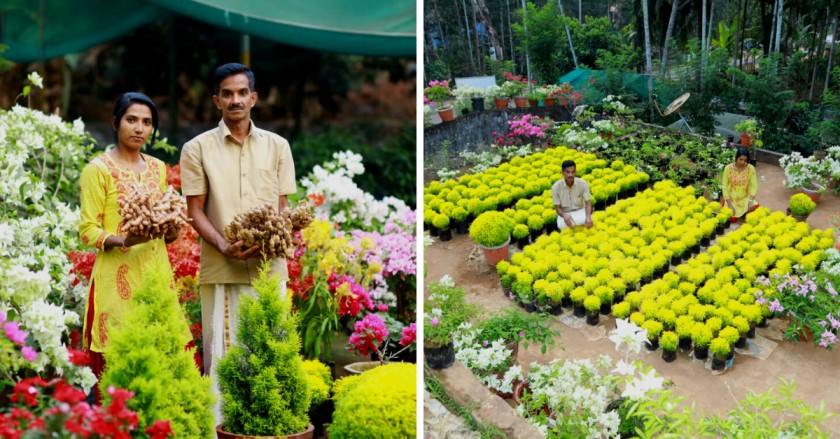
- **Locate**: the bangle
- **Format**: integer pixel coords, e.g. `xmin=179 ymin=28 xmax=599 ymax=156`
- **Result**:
xmin=120 ymin=238 xmax=129 ymax=252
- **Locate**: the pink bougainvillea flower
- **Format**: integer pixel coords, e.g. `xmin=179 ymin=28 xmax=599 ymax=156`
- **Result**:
xmin=348 ymin=314 xmax=389 ymax=357
xmin=4 ymin=321 xmax=27 ymax=346
xmin=399 ymin=322 xmax=416 ymax=347
xmin=20 ymin=346 xmax=37 ymax=362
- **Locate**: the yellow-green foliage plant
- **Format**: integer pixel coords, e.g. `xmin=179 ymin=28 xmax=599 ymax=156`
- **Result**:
xmin=216 ymin=265 xmax=312 ymax=436
xmin=330 ymin=362 xmax=416 ymax=438
xmin=302 ymin=360 xmax=333 ymax=407
xmin=100 ymin=258 xmax=214 ymax=438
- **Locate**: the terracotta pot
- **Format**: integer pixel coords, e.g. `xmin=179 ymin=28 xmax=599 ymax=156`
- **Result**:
xmin=479 ymin=238 xmax=511 ymax=267
xmin=513 ymin=97 xmax=527 ymax=108
xmin=558 ymin=97 xmax=569 ymax=107
xmin=786 ymin=208 xmax=809 ymax=222
xmin=216 ymin=423 xmax=314 ymax=439
xmin=544 ymin=98 xmax=555 ymax=106
xmin=528 ymin=99 xmax=538 ymax=107
xmin=739 ymin=132 xmax=752 ymax=147
xmin=799 ymin=185 xmax=822 ymax=203
xmin=494 ymin=98 xmax=509 ymax=109
xmin=437 ymin=106 xmax=455 ymax=122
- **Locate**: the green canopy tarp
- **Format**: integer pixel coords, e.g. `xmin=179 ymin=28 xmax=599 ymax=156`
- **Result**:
xmin=1 ymin=0 xmax=415 ymax=61
xmin=558 ymin=68 xmax=678 ymax=105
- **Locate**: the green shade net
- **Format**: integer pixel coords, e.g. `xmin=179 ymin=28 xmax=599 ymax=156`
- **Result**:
xmin=558 ymin=68 xmax=678 ymax=104
xmin=1 ymin=0 xmax=415 ymax=62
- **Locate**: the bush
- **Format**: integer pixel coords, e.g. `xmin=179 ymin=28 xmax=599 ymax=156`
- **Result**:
xmin=512 ymin=224 xmax=530 ymax=239
xmin=583 ymin=295 xmax=601 ymax=312
xmin=469 ymin=211 xmax=514 ymax=247
xmin=432 ymin=213 xmax=451 ymax=229
xmin=789 ymin=193 xmax=816 ymax=216
xmin=329 ymin=363 xmax=415 ymax=438
xmin=691 ymin=324 xmax=713 ymax=348
xmin=100 ymin=259 xmax=214 ymax=437
xmin=302 ymin=360 xmax=333 ymax=407
xmin=660 ymin=331 xmax=679 ymax=352
xmin=709 ymin=337 xmax=731 ymax=359
xmin=527 ymin=215 xmax=544 ymax=231
xmin=216 ymin=266 xmax=311 ymax=435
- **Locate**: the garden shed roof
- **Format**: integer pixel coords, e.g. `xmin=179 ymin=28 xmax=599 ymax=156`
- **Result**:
xmin=1 ymin=0 xmax=415 ymax=61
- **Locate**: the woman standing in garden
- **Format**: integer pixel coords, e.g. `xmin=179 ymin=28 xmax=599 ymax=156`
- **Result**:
xmin=78 ymin=92 xmax=182 ymax=399
xmin=722 ymin=147 xmax=758 ymax=220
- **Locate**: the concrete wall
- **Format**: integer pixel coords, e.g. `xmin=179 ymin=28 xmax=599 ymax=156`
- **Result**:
xmin=424 ymin=106 xmax=572 ymax=158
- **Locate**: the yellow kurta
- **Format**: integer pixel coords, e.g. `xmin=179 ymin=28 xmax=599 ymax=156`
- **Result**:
xmin=79 ymin=152 xmax=171 ymax=353
xmin=722 ymin=163 xmax=758 ymax=218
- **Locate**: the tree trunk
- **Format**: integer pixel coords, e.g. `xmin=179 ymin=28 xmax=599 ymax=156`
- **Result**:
xmin=809 ymin=9 xmax=829 ymax=100
xmin=507 ymin=0 xmax=514 ymax=70
xmin=433 ymin=0 xmax=447 ymax=51
xmin=660 ymin=0 xmax=680 ymax=76
xmin=578 ymin=0 xmax=582 ymax=23
xmin=738 ymin=0 xmax=747 ymax=68
xmin=643 ymin=0 xmax=654 ymax=121
xmin=825 ymin=16 xmax=837 ymax=94
xmin=472 ymin=0 xmax=505 ymax=61
xmin=775 ymin=0 xmax=784 ymax=53
xmin=456 ymin=0 xmax=475 ymax=75
xmin=701 ymin=0 xmax=707 ymax=82
xmin=472 ymin=0 xmax=483 ymax=73
xmin=558 ymin=0 xmax=579 ymax=68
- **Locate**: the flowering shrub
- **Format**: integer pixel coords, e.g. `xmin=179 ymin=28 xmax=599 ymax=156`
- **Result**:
xmin=424 ymin=276 xmax=478 ymax=346
xmin=780 ymin=151 xmax=832 ymax=191
xmin=0 ymin=79 xmax=96 ymax=390
xmin=493 ymin=114 xmax=553 ymax=147
xmin=346 ymin=313 xmax=415 ymax=362
xmin=423 ymin=80 xmax=452 ymax=106
xmin=502 ymin=72 xmax=533 ymax=97
xmin=0 ymin=376 xmax=174 ymax=439
xmin=453 ymin=323 xmax=523 ymax=394
xmin=301 ymin=150 xmax=411 ymax=232
xmin=755 ymin=272 xmax=840 ymax=349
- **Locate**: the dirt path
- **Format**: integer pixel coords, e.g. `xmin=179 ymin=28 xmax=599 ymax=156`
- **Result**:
xmin=425 ymin=161 xmax=840 ymax=435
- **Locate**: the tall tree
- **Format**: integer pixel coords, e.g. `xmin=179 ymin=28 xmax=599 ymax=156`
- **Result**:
xmin=472 ymin=0 xmax=506 ymax=61
xmin=660 ymin=0 xmax=680 ymax=76
xmin=557 ymin=0 xmax=579 ymax=68
xmin=643 ymin=0 xmax=654 ymax=120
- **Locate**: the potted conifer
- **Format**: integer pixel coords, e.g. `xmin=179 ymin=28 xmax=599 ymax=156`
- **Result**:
xmin=216 ymin=266 xmax=315 ymax=439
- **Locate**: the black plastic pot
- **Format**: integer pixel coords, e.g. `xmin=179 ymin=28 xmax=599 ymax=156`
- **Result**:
xmin=585 ymin=311 xmax=600 ymax=326
xmin=471 ymin=97 xmax=485 ymax=112
xmin=454 ymin=220 xmax=469 ymax=235
xmin=516 ymin=236 xmax=530 ymax=249
xmin=549 ymin=303 xmax=563 ymax=316
xmin=429 ymin=226 xmax=439 ymax=237
xmin=693 ymin=345 xmax=709 ymax=360
xmin=747 ymin=326 xmax=756 ymax=339
xmin=662 ymin=349 xmax=677 ymax=362
xmin=573 ymin=304 xmax=586 ymax=317
xmin=438 ymin=228 xmax=452 ymax=242
xmin=561 ymin=297 xmax=573 ymax=308
xmin=425 ymin=342 xmax=455 ymax=369
xmin=645 ymin=337 xmax=659 ymax=351
xmin=523 ymin=300 xmax=537 ymax=313
xmin=599 ymin=302 xmax=612 ymax=315
xmin=711 ymin=356 xmax=726 ymax=371
xmin=530 ymin=229 xmax=542 ymax=241
xmin=678 ymin=336 xmax=692 ymax=350
xmin=701 ymin=236 xmax=711 ymax=247
xmin=734 ymin=335 xmax=747 ymax=349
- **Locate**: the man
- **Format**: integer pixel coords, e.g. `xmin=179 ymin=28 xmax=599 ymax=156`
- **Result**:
xmin=551 ymin=159 xmax=593 ymax=230
xmin=180 ymin=63 xmax=296 ymax=418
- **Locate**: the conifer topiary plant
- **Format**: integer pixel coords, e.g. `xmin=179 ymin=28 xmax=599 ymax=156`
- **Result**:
xmin=216 ymin=265 xmax=313 ymax=436
xmin=100 ymin=259 xmax=214 ymax=438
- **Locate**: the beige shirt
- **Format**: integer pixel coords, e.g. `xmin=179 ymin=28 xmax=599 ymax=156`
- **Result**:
xmin=551 ymin=177 xmax=591 ymax=212
xmin=180 ymin=120 xmax=296 ymax=284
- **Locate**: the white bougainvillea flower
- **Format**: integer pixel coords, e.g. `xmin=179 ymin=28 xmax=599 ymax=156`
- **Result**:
xmin=27 ymin=71 xmax=43 ymax=88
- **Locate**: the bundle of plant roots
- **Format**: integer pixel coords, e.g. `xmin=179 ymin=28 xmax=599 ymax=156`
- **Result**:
xmin=225 ymin=202 xmax=313 ymax=259
xmin=118 ymin=184 xmax=188 ymax=239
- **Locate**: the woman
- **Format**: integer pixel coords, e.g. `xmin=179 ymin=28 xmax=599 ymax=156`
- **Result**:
xmin=79 ymin=92 xmax=181 ymax=396
xmin=722 ymin=147 xmax=758 ymax=220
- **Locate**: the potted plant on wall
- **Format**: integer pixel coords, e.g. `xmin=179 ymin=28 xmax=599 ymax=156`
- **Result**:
xmin=734 ymin=119 xmax=762 ymax=148
xmin=485 ymin=85 xmax=509 ymax=109
xmin=469 ymin=211 xmax=515 ymax=266
xmin=452 ymin=84 xmax=486 ymax=113
xmin=216 ymin=267 xmax=315 ymax=438
xmin=424 ymin=80 xmax=455 ymax=122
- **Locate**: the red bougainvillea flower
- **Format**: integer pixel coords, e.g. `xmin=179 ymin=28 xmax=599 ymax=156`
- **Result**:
xmin=328 ymin=273 xmax=373 ymax=317
xmin=10 ymin=377 xmax=48 ymax=407
xmin=347 ymin=314 xmax=389 ymax=357
xmin=399 ymin=322 xmax=417 ymax=347
xmin=66 ymin=347 xmax=90 ymax=366
xmin=52 ymin=380 xmax=86 ymax=405
xmin=146 ymin=420 xmax=175 ymax=439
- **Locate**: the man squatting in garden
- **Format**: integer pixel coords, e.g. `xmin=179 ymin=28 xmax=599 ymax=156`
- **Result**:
xmin=551 ymin=159 xmax=594 ymax=230
xmin=179 ymin=63 xmax=297 ymax=424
